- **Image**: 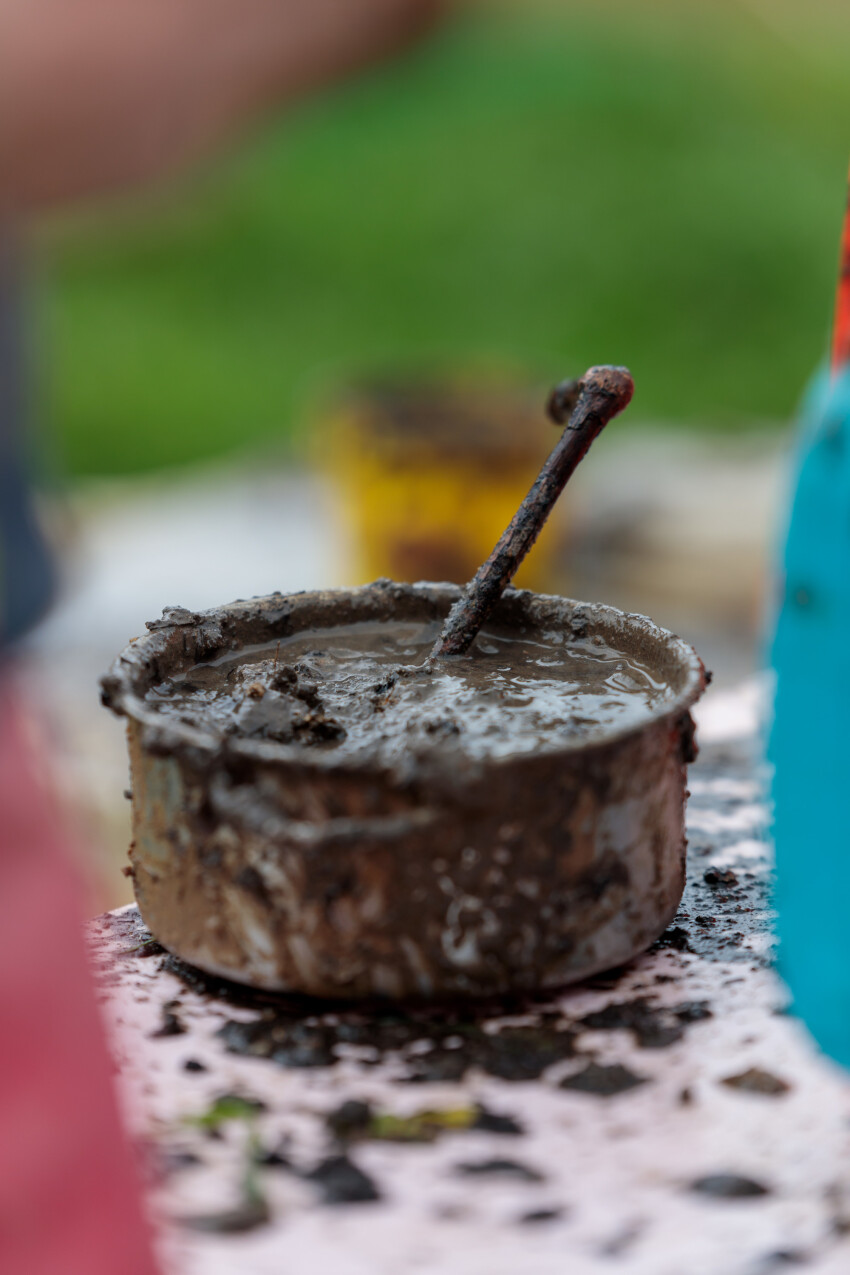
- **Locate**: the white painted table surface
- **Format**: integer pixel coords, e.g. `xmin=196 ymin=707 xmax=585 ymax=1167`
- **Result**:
xmin=89 ymin=681 xmax=850 ymax=1275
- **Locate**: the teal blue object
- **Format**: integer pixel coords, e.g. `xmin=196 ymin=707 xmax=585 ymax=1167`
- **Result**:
xmin=770 ymin=364 xmax=850 ymax=1068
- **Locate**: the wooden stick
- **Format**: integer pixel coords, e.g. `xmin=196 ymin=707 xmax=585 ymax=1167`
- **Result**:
xmin=432 ymin=365 xmax=634 ymax=658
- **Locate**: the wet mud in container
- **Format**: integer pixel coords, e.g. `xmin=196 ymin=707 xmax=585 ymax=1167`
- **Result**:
xmin=101 ymin=581 xmax=706 ymax=999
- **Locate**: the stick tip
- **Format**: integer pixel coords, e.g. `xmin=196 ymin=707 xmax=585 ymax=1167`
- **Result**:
xmin=583 ymin=365 xmax=635 ymax=409
xmin=547 ymin=366 xmax=634 ymax=424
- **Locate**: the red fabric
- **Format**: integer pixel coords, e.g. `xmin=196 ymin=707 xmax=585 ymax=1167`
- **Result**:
xmin=831 ymin=162 xmax=850 ymax=375
xmin=0 ymin=676 xmax=160 ymax=1275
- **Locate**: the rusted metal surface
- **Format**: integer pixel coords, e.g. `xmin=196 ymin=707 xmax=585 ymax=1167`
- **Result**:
xmin=101 ymin=581 xmax=705 ymax=998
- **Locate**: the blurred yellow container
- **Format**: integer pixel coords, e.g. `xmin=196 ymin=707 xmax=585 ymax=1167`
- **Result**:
xmin=322 ymin=383 xmax=565 ymax=589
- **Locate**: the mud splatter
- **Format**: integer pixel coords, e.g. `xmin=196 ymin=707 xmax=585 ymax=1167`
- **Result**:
xmin=326 ymin=1101 xmax=523 ymax=1144
xmin=150 ymin=1004 xmax=186 ymax=1038
xmin=218 ymin=1011 xmax=576 ymax=1083
xmin=704 ymin=868 xmax=739 ymax=887
xmin=519 ymin=1207 xmax=564 ymax=1225
xmin=721 ymin=1068 xmax=791 ymax=1097
xmin=651 ymin=927 xmax=694 ymax=954
xmin=305 ymin=1155 xmax=381 ymax=1205
xmin=454 ymin=1159 xmax=544 ymax=1183
xmin=580 ymin=998 xmax=710 ymax=1050
xmin=559 ymin=1062 xmax=648 ymax=1097
xmin=690 ymin=1174 xmax=771 ymax=1199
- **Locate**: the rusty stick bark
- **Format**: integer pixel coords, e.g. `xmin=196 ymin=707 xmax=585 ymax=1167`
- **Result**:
xmin=432 ymin=365 xmax=634 ymax=658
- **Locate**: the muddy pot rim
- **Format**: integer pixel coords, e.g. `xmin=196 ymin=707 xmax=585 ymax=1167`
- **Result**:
xmin=100 ymin=580 xmax=706 ymax=778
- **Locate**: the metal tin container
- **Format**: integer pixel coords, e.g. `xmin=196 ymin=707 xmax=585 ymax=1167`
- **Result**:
xmin=101 ymin=581 xmax=705 ymax=999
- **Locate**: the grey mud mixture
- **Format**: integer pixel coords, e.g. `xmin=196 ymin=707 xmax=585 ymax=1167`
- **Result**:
xmin=144 ymin=620 xmax=676 ymax=767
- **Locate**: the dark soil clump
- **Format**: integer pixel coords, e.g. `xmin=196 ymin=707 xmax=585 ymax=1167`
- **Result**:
xmin=559 ymin=1062 xmax=648 ymax=1097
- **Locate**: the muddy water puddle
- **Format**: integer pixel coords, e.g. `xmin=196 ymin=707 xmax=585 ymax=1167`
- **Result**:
xmin=145 ymin=620 xmax=674 ymax=765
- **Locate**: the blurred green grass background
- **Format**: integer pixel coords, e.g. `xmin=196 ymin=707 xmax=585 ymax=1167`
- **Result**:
xmin=41 ymin=0 xmax=850 ymax=476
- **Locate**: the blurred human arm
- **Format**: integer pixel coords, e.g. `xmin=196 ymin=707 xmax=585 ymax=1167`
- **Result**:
xmin=0 ymin=0 xmax=443 ymax=214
